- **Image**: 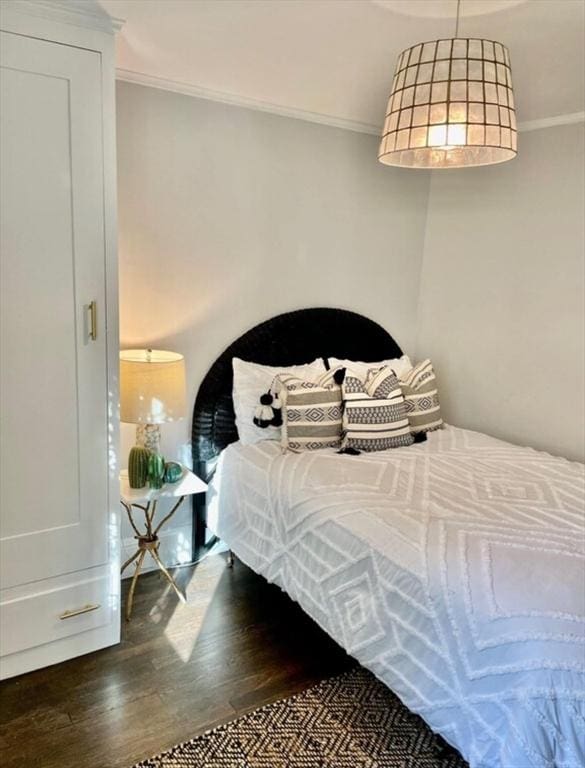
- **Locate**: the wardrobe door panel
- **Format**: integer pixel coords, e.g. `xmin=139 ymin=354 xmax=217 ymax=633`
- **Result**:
xmin=0 ymin=32 xmax=109 ymax=588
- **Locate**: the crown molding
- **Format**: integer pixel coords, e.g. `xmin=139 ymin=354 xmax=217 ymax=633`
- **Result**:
xmin=517 ymin=111 xmax=585 ymax=133
xmin=116 ymin=68 xmax=584 ymax=138
xmin=4 ymin=1 xmax=125 ymax=34
xmin=115 ymin=69 xmax=381 ymax=136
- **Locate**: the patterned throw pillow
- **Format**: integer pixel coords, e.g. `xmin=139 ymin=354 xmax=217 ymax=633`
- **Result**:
xmin=327 ymin=354 xmax=413 ymax=380
xmin=276 ymin=368 xmax=344 ymax=452
xmin=232 ymin=357 xmax=325 ymax=445
xmin=399 ymin=359 xmax=443 ymax=433
xmin=341 ymin=366 xmax=414 ymax=452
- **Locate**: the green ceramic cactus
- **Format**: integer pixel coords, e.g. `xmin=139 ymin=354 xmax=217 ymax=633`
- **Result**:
xmin=148 ymin=452 xmax=166 ymax=489
xmin=128 ymin=446 xmax=150 ymax=489
xmin=163 ymin=461 xmax=182 ymax=484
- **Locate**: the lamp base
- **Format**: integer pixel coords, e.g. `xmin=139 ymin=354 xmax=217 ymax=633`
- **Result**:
xmin=136 ymin=423 xmax=161 ymax=453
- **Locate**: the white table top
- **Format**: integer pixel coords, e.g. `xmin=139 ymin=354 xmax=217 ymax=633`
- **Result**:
xmin=120 ymin=465 xmax=207 ymax=504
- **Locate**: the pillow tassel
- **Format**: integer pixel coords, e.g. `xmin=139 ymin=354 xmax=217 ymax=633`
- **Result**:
xmin=253 ymin=391 xmax=278 ymax=428
xmin=271 ymin=392 xmax=283 ymax=427
xmin=333 ymin=367 xmax=346 ymax=385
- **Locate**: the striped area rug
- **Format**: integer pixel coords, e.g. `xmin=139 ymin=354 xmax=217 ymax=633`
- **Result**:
xmin=132 ymin=667 xmax=468 ymax=767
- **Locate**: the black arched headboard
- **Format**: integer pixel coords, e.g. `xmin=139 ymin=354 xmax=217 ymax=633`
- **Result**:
xmin=192 ymin=307 xmax=402 ymax=471
xmin=191 ymin=307 xmax=402 ymax=553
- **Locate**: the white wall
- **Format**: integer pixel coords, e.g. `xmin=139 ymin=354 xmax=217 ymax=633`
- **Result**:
xmin=417 ymin=122 xmax=585 ymax=462
xmin=116 ymin=81 xmax=431 ymax=568
xmin=117 ymin=82 xmax=585 ymax=570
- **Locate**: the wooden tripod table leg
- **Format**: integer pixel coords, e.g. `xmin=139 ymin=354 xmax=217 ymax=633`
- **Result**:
xmin=126 ymin=550 xmax=146 ymax=621
xmin=120 ymin=548 xmax=141 ymax=575
xmin=149 ymin=547 xmax=186 ymax=603
xmin=120 ymin=494 xmax=189 ymax=618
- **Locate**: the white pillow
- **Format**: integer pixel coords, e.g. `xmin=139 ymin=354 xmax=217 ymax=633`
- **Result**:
xmin=328 ymin=354 xmax=413 ymax=380
xmin=232 ymin=357 xmax=326 ymax=445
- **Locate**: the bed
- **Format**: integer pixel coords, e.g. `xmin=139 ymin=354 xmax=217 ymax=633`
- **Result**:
xmin=192 ymin=308 xmax=585 ymax=768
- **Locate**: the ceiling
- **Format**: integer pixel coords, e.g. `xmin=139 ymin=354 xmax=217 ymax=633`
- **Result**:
xmin=99 ymin=0 xmax=584 ymax=132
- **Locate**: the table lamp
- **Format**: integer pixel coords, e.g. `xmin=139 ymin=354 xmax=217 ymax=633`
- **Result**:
xmin=120 ymin=349 xmax=187 ymax=453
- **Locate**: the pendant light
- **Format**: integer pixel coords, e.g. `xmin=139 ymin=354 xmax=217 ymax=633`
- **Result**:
xmin=378 ymin=0 xmax=517 ymax=169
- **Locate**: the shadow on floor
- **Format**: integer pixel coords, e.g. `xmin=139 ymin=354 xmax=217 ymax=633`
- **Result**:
xmin=0 ymin=553 xmax=355 ymax=768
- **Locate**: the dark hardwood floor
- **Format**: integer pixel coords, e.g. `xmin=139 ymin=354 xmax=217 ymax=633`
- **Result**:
xmin=0 ymin=554 xmax=355 ymax=768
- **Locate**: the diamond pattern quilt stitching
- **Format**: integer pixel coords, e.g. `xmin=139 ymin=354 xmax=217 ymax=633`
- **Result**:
xmin=207 ymin=427 xmax=585 ymax=768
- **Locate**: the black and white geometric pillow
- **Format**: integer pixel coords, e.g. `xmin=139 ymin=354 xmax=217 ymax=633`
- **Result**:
xmin=275 ymin=367 xmax=346 ymax=452
xmin=341 ymin=366 xmax=414 ymax=452
xmin=399 ymin=359 xmax=443 ymax=433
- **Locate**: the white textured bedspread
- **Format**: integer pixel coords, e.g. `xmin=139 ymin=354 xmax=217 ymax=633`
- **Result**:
xmin=207 ymin=426 xmax=585 ymax=768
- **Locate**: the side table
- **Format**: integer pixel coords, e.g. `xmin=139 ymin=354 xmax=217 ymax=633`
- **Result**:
xmin=120 ymin=467 xmax=207 ymax=620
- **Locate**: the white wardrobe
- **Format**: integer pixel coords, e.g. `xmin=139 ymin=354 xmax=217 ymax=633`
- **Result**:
xmin=0 ymin=0 xmax=120 ymax=678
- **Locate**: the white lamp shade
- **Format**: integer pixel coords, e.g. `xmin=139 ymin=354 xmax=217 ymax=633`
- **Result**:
xmin=120 ymin=349 xmax=187 ymax=424
xmin=379 ymin=38 xmax=517 ymax=169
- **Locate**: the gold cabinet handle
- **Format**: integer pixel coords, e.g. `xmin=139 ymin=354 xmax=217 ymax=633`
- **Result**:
xmin=59 ymin=603 xmax=100 ymax=620
xmin=88 ymin=300 xmax=97 ymax=341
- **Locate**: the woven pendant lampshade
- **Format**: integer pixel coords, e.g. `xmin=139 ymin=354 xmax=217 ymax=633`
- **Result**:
xmin=378 ymin=34 xmax=517 ymax=169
